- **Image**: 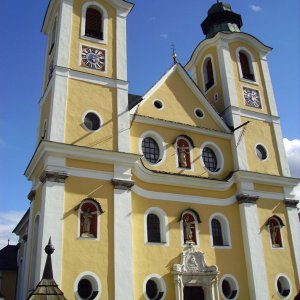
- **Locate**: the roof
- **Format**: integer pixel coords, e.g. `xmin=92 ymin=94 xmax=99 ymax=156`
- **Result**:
xmin=128 ymin=93 xmax=142 ymax=110
xmin=0 ymin=245 xmax=18 ymax=271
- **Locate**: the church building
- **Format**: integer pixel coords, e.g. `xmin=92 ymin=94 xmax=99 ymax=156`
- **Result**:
xmin=14 ymin=0 xmax=300 ymax=299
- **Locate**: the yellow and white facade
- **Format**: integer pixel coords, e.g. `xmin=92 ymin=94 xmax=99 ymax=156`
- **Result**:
xmin=14 ymin=1 xmax=300 ymax=300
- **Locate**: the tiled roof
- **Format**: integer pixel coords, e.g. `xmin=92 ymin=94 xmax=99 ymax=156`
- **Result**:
xmin=0 ymin=245 xmax=18 ymax=271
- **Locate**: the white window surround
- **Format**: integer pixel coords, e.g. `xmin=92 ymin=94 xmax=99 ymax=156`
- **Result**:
xmin=143 ymin=274 xmax=167 ymax=300
xmin=194 ymin=107 xmax=205 ymax=120
xmin=201 ymin=54 xmax=217 ymax=94
xmin=200 ymin=141 xmax=224 ymax=175
xmin=236 ymin=47 xmax=258 ymax=85
xmin=220 ymin=274 xmax=239 ymax=300
xmin=275 ymin=273 xmax=292 ymax=299
xmin=254 ymin=143 xmax=269 ymax=162
xmin=209 ymin=213 xmax=232 ymax=249
xmin=74 ymin=271 xmax=102 ymax=300
xmin=81 ymin=2 xmax=108 ymax=44
xmin=268 ymin=217 xmax=284 ymax=250
xmin=139 ymin=131 xmax=166 ymax=166
xmin=175 ymin=136 xmax=194 ymax=171
xmin=81 ymin=110 xmax=103 ymax=133
xmin=77 ymin=200 xmax=100 ymax=240
xmin=144 ymin=207 xmax=169 ymax=246
xmin=180 ymin=210 xmax=200 ymax=247
xmin=152 ymin=99 xmax=164 ymax=110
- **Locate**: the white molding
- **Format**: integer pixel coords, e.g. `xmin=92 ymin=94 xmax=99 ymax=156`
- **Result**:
xmin=132 ymin=115 xmax=232 ymax=140
xmin=285 ymin=207 xmax=300 ymax=285
xmin=143 ymin=274 xmax=166 ymax=300
xmin=67 ymin=167 xmax=113 ymax=181
xmin=81 ymin=2 xmax=108 ymax=45
xmin=144 ymin=207 xmax=169 ymax=245
xmin=236 ymin=47 xmax=258 ymax=84
xmin=201 ymin=54 xmax=217 ymax=93
xmin=116 ymin=13 xmax=128 ymax=80
xmin=139 ymin=131 xmax=167 ymax=166
xmin=219 ymin=274 xmax=239 ymax=300
xmin=209 ymin=213 xmax=232 ymax=249
xmin=275 ymin=273 xmax=292 ymax=299
xmin=74 ymin=271 xmax=102 ymax=300
xmin=239 ymin=201 xmax=269 ymax=299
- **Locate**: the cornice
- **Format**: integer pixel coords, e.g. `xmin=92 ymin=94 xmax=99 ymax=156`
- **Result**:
xmin=40 ymin=170 xmax=68 ymax=184
xmin=112 ymin=179 xmax=135 ymax=190
xmin=284 ymin=199 xmax=299 ymax=208
xmin=237 ymin=193 xmax=259 ymax=204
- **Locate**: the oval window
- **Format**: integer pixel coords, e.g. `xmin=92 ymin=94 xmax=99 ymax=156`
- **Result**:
xmin=84 ymin=112 xmax=101 ymax=131
xmin=202 ymin=147 xmax=218 ymax=172
xmin=78 ymin=278 xmax=93 ymax=299
xmin=256 ymin=144 xmax=267 ymax=160
xmin=142 ymin=137 xmax=160 ymax=164
xmin=195 ymin=108 xmax=204 ymax=119
xmin=153 ymin=100 xmax=163 ymax=110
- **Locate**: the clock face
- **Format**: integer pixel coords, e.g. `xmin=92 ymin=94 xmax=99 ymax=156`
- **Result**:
xmin=243 ymin=87 xmax=261 ymax=108
xmin=81 ymin=46 xmax=105 ymax=71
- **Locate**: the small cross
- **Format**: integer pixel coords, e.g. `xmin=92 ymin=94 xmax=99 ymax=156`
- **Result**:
xmin=171 ymin=43 xmax=177 ymax=64
xmin=8 ymin=239 xmax=10 ymax=245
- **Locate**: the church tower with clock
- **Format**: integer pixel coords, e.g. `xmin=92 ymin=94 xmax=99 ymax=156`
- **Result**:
xmin=14 ymin=1 xmax=300 ymax=300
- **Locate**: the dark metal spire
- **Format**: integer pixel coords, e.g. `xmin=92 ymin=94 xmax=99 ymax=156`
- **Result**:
xmin=42 ymin=237 xmax=55 ymax=280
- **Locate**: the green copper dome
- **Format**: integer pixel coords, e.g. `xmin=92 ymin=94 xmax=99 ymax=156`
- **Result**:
xmin=201 ymin=2 xmax=243 ymax=38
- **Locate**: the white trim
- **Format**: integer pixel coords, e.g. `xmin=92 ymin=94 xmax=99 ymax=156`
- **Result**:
xmin=139 ymin=131 xmax=166 ymax=166
xmin=254 ymin=143 xmax=269 ymax=161
xmin=209 ymin=213 xmax=232 ymax=249
xmin=144 ymin=207 xmax=169 ymax=245
xmin=220 ymin=274 xmax=239 ymax=300
xmin=67 ymin=167 xmax=113 ymax=181
xmin=174 ymin=136 xmax=194 ymax=171
xmin=81 ymin=2 xmax=108 ymax=44
xmin=236 ymin=47 xmax=258 ymax=84
xmin=74 ymin=271 xmax=102 ymax=300
xmin=143 ymin=274 xmax=166 ymax=300
xmin=201 ymin=54 xmax=217 ymax=93
xmin=194 ymin=108 xmax=205 ymax=120
xmin=275 ymin=274 xmax=292 ymax=299
xmin=152 ymin=99 xmax=164 ymax=110
xmin=200 ymin=141 xmax=224 ymax=175
xmin=116 ymin=13 xmax=128 ymax=80
xmin=82 ymin=110 xmax=103 ymax=132
xmin=180 ymin=210 xmax=200 ymax=247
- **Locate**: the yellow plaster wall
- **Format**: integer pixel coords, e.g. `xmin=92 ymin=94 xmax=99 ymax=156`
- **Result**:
xmin=241 ymin=116 xmax=281 ymax=175
xmin=229 ymin=41 xmax=270 ymax=114
xmin=37 ymin=92 xmax=52 ymax=141
xmin=67 ymin=158 xmax=113 ymax=172
xmin=195 ymin=46 xmax=225 ymax=114
xmin=137 ymin=70 xmax=221 ymax=131
xmin=62 ymin=177 xmax=114 ymax=299
xmin=254 ymin=183 xmax=283 ymax=194
xmin=0 ymin=271 xmax=17 ymax=300
xmin=257 ymin=199 xmax=299 ymax=298
xmin=65 ymin=79 xmax=117 ymax=150
xmin=70 ymin=0 xmax=116 ymax=78
xmin=130 ymin=122 xmax=234 ymax=178
xmin=132 ymin=193 xmax=250 ymax=299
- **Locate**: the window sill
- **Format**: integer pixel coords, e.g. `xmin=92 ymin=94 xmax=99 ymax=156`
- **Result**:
xmin=145 ymin=242 xmax=168 ymax=246
xmin=240 ymin=77 xmax=259 ymax=86
xmin=81 ymin=35 xmax=107 ymax=45
xmin=212 ymin=245 xmax=232 ymax=249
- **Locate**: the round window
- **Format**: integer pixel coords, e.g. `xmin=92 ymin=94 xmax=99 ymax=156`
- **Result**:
xmin=84 ymin=112 xmax=101 ymax=131
xmin=153 ymin=100 xmax=163 ymax=110
xmin=142 ymin=137 xmax=160 ymax=164
xmin=277 ymin=276 xmax=291 ymax=298
xmin=221 ymin=277 xmax=238 ymax=300
xmin=146 ymin=279 xmax=158 ymax=299
xmin=195 ymin=108 xmax=204 ymax=119
xmin=202 ymin=147 xmax=218 ymax=172
xmin=78 ymin=279 xmax=92 ymax=299
xmin=256 ymin=144 xmax=267 ymax=160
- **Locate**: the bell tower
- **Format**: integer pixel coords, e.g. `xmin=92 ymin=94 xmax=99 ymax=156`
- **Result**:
xmin=38 ymin=0 xmax=133 ymax=152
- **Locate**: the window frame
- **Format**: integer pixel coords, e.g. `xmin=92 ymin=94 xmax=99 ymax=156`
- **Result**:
xmin=209 ymin=213 xmax=231 ymax=249
xmin=236 ymin=47 xmax=258 ymax=84
xmin=200 ymin=141 xmax=224 ymax=175
xmin=255 ymin=143 xmax=269 ymax=161
xmin=144 ymin=207 xmax=169 ymax=246
xmin=74 ymin=271 xmax=101 ymax=300
xmin=220 ymin=274 xmax=239 ymax=300
xmin=143 ymin=274 xmax=166 ymax=300
xmin=82 ymin=110 xmax=103 ymax=133
xmin=81 ymin=2 xmax=108 ymax=44
xmin=275 ymin=274 xmax=292 ymax=299
xmin=201 ymin=54 xmax=217 ymax=93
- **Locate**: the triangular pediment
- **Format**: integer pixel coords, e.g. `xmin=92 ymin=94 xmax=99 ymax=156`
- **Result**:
xmin=130 ymin=64 xmax=229 ymax=133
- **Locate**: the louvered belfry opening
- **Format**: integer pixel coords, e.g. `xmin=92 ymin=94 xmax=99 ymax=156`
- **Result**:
xmin=85 ymin=8 xmax=103 ymax=40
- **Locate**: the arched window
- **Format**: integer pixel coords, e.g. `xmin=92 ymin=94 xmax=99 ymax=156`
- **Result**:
xmin=145 ymin=208 xmax=168 ymax=244
xmin=267 ymin=216 xmax=284 ymax=248
xmin=239 ymin=51 xmax=255 ymax=81
xmin=147 ymin=214 xmax=161 ymax=243
xmin=210 ymin=214 xmax=231 ymax=247
xmin=179 ymin=210 xmax=201 ymax=245
xmin=202 ymin=56 xmax=215 ymax=92
xmin=176 ymin=137 xmax=192 ymax=169
xmin=78 ymin=199 xmax=103 ymax=239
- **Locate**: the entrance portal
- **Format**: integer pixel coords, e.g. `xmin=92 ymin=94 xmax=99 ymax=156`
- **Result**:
xmin=184 ymin=286 xmax=205 ymax=300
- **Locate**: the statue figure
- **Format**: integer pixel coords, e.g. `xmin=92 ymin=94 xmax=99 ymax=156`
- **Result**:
xmin=178 ymin=145 xmax=189 ymax=168
xmin=81 ymin=208 xmax=94 ymax=237
xmin=270 ymin=222 xmax=279 ymax=246
xmin=184 ymin=217 xmax=193 ymax=242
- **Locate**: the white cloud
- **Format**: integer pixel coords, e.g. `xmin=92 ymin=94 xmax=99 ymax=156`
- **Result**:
xmin=283 ymin=138 xmax=300 ymax=204
xmin=0 ymin=211 xmax=25 ymax=249
xmin=249 ymin=5 xmax=262 ymax=12
xmin=160 ymin=33 xmax=168 ymax=39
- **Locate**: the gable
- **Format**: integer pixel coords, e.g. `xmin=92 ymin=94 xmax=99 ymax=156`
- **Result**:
xmin=133 ymin=66 xmax=228 ymax=132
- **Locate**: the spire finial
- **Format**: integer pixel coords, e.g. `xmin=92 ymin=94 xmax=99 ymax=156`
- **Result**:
xmin=42 ymin=237 xmax=55 ymax=279
xmin=171 ymin=43 xmax=177 ymax=64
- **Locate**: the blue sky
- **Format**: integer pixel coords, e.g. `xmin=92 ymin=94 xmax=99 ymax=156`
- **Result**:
xmin=0 ymin=0 xmax=299 ymax=247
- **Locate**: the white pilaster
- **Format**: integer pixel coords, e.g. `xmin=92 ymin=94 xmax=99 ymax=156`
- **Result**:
xmin=113 ymin=164 xmax=134 ymax=300
xmin=37 ymin=170 xmax=67 ymax=286
xmin=285 ymin=200 xmax=300 ymax=285
xmin=238 ymin=195 xmax=269 ymax=300
xmin=116 ymin=13 xmax=128 ymax=81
